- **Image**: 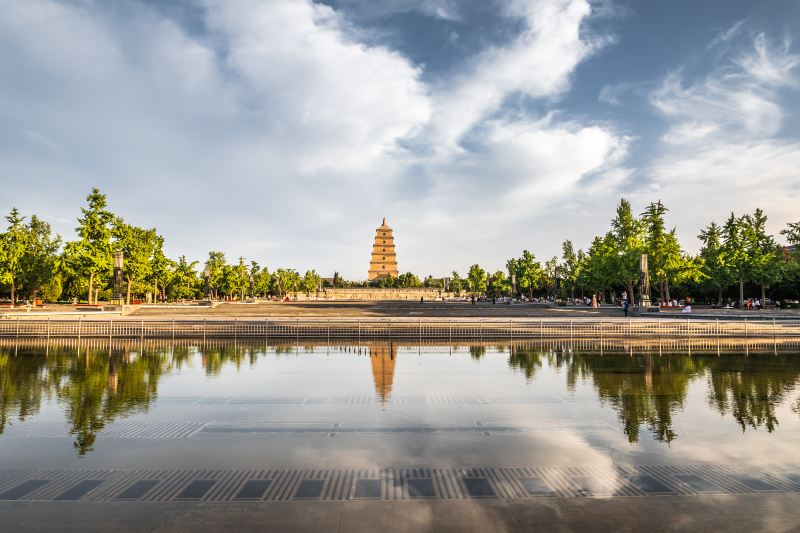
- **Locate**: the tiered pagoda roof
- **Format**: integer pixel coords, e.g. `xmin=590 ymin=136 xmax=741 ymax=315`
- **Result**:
xmin=368 ymin=217 xmax=399 ymax=281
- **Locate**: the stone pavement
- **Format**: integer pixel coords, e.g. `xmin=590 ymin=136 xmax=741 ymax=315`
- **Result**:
xmin=3 ymin=494 xmax=800 ymax=532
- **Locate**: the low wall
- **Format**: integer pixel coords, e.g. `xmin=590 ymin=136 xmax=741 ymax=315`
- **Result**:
xmin=292 ymin=288 xmax=452 ymax=301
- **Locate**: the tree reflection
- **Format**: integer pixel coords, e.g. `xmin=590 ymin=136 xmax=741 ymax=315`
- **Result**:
xmin=56 ymin=347 xmax=170 ymax=453
xmin=507 ymin=347 xmax=800 ymax=444
xmin=571 ymin=353 xmax=699 ymax=443
xmin=507 ymin=348 xmax=546 ymax=382
xmin=0 ymin=351 xmax=49 ymax=434
xmin=705 ymin=355 xmax=800 ymax=432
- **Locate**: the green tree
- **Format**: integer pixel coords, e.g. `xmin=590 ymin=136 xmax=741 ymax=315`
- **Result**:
xmin=467 ymin=264 xmax=487 ymax=295
xmin=149 ymin=236 xmax=174 ymax=303
xmin=642 ymin=201 xmax=680 ymax=302
xmin=560 ymin=240 xmax=580 ymax=299
xmin=780 ymin=221 xmax=800 ymax=298
xmin=301 ymin=269 xmax=321 ymax=295
xmin=782 ymin=221 xmax=800 ymax=247
xmin=274 ymin=268 xmax=300 ymax=297
xmin=722 ymin=213 xmax=755 ymax=305
xmin=487 ymin=270 xmax=510 ymax=298
xmin=396 ymin=272 xmax=422 ymax=288
xmin=18 ymin=215 xmax=61 ymax=302
xmin=745 ymin=208 xmax=782 ymax=303
xmin=204 ymin=251 xmax=226 ymax=299
xmin=449 ymin=271 xmax=464 ymax=295
xmin=510 ymin=250 xmax=542 ymax=299
xmin=115 ymin=222 xmax=157 ymax=304
xmin=609 ymin=198 xmax=645 ymax=302
xmin=228 ymin=257 xmax=249 ymax=300
xmin=253 ymin=264 xmax=273 ymax=297
xmin=0 ymin=208 xmax=28 ymax=306
xmin=579 ymin=235 xmax=613 ymax=297
xmin=542 ymin=256 xmax=559 ymax=300
xmin=698 ymin=222 xmax=730 ymax=305
xmin=171 ymin=255 xmax=199 ymax=300
xmin=64 ymin=189 xmax=115 ymax=305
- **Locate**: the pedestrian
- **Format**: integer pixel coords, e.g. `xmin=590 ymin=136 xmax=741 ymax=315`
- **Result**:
xmin=623 ymin=299 xmax=629 ymax=317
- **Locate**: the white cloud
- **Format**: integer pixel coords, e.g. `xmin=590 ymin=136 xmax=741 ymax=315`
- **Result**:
xmin=331 ymin=0 xmax=462 ymax=21
xmin=422 ymin=0 xmax=607 ymax=152
xmin=0 ymin=0 xmax=627 ymax=277
xmin=647 ymin=33 xmax=800 ymax=248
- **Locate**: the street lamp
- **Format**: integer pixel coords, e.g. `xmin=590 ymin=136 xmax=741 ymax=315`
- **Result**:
xmin=203 ymin=265 xmax=211 ymax=301
xmin=639 ymin=254 xmax=651 ymax=307
xmin=554 ymin=266 xmax=561 ymax=303
xmin=112 ymin=251 xmax=124 ymax=305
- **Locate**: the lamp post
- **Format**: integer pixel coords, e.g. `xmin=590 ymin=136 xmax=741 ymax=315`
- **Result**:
xmin=203 ymin=265 xmax=211 ymax=301
xmin=112 ymin=251 xmax=124 ymax=305
xmin=554 ymin=266 xmax=561 ymax=303
xmin=639 ymin=254 xmax=651 ymax=307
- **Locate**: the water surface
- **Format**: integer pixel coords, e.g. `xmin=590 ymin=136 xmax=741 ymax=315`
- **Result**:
xmin=2 ymin=339 xmax=799 ymax=475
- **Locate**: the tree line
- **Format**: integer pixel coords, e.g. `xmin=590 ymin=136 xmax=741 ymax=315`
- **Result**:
xmin=449 ymin=199 xmax=799 ymax=305
xmin=1 ymin=190 xmax=798 ymax=306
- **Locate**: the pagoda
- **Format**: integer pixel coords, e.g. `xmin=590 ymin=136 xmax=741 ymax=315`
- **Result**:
xmin=368 ymin=217 xmax=399 ymax=281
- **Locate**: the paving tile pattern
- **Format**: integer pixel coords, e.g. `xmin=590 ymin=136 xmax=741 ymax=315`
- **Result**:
xmin=0 ymin=464 xmax=797 ymax=502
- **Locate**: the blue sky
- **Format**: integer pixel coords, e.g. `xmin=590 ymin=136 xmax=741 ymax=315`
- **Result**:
xmin=2 ymin=0 xmax=799 ymax=279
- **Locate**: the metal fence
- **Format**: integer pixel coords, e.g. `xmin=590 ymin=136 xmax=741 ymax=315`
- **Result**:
xmin=1 ymin=317 xmax=799 ymax=340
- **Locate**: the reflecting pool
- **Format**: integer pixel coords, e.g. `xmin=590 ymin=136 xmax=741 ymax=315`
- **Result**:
xmin=1 ymin=338 xmax=800 ymax=501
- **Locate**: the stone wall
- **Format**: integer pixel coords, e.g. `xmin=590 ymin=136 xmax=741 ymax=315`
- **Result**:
xmin=291 ymin=288 xmax=451 ymax=301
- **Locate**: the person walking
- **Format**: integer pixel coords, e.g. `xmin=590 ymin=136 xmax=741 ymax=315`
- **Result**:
xmin=623 ymin=299 xmax=629 ymax=317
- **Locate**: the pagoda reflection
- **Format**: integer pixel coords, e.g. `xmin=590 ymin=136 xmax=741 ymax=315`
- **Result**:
xmin=367 ymin=342 xmax=397 ymax=404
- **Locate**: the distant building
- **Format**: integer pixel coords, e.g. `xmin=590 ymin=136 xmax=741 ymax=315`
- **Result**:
xmin=368 ymin=218 xmax=399 ymax=281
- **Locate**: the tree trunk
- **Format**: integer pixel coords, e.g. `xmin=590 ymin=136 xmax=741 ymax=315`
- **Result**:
xmin=126 ymin=277 xmax=132 ymax=305
xmin=664 ymin=279 xmax=671 ymax=303
xmin=717 ymin=287 xmax=723 ymax=307
xmin=88 ymin=272 xmax=94 ymax=305
xmin=761 ymin=282 xmax=766 ymax=305
xmin=154 ymin=279 xmax=158 ymax=304
xmin=738 ymin=273 xmax=744 ymax=306
xmin=10 ymin=279 xmax=15 ymax=308
xmin=94 ymin=288 xmax=100 ymax=305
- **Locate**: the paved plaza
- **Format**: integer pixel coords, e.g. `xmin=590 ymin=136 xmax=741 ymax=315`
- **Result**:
xmin=3 ymin=495 xmax=800 ymax=532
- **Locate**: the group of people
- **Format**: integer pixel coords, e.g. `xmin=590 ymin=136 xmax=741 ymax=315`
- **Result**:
xmin=743 ymin=298 xmax=764 ymax=310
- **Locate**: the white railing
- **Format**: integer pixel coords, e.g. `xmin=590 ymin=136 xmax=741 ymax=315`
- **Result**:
xmin=0 ymin=316 xmax=798 ymax=339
